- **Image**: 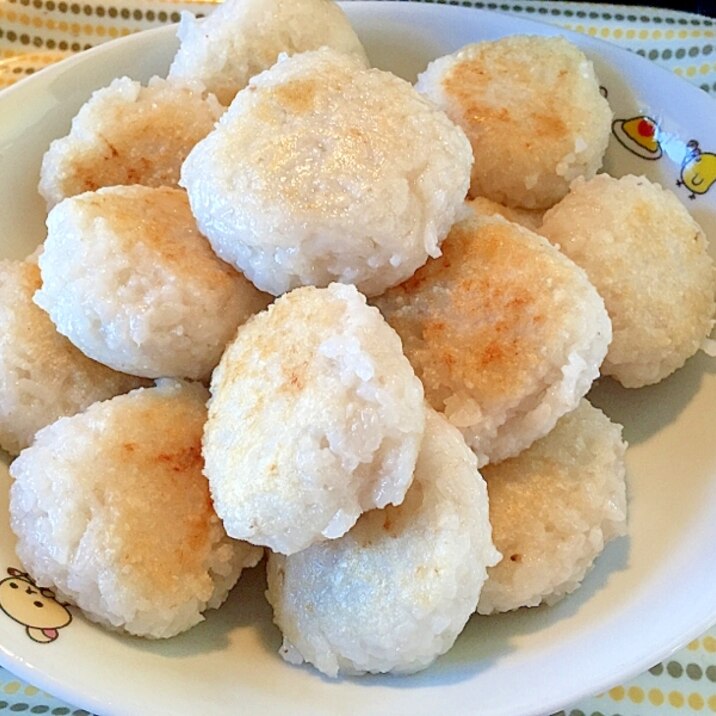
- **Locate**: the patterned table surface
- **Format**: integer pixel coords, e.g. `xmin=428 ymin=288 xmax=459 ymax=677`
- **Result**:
xmin=0 ymin=0 xmax=715 ymax=714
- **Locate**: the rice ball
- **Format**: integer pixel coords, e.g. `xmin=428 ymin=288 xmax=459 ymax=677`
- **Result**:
xmin=180 ymin=48 xmax=473 ymax=297
xmin=168 ymin=0 xmax=369 ymax=106
xmin=9 ymin=380 xmax=263 ymax=639
xmin=477 ymin=399 xmax=627 ymax=614
xmin=34 ymin=185 xmax=270 ymax=381
xmin=0 ymin=257 xmax=148 ymax=455
xmin=416 ymin=35 xmax=612 ymax=210
xmin=266 ymin=407 xmax=500 ymax=677
xmin=540 ymin=174 xmax=715 ymax=387
xmin=203 ymin=283 xmax=426 ymax=555
xmin=374 ymin=211 xmax=611 ymax=466
xmin=39 ymin=76 xmax=223 ymax=208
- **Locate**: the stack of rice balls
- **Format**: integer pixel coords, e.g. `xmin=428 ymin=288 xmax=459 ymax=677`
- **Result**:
xmin=3 ymin=0 xmax=714 ymax=679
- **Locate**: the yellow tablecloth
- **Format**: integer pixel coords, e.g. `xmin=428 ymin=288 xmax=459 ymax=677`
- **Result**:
xmin=0 ymin=1 xmax=714 ymax=714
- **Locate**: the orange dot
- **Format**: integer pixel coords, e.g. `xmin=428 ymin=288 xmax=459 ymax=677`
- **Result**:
xmin=666 ymin=29 xmax=676 ymax=39
xmin=670 ymin=691 xmax=686 ymax=708
xmin=96 ymin=24 xmax=106 ymax=36
xmin=708 ymin=695 xmax=716 ymax=712
xmin=600 ymin=28 xmax=610 ymax=38
xmin=108 ymin=26 xmax=118 ymax=37
xmin=688 ymin=639 xmax=701 ymax=651
xmin=6 ymin=10 xmax=17 ymax=22
xmin=653 ymin=30 xmax=662 ymax=40
xmin=609 ymin=686 xmax=626 ymax=701
xmin=83 ymin=23 xmax=94 ymax=35
xmin=703 ymin=636 xmax=716 ymax=652
xmin=639 ymin=29 xmax=649 ymax=40
xmin=689 ymin=693 xmax=705 ymax=710
xmin=587 ymin=27 xmax=598 ymax=37
xmin=628 ymin=686 xmax=645 ymax=703
xmin=626 ymin=29 xmax=636 ymax=39
xmin=613 ymin=29 xmax=623 ymax=39
xmin=649 ymin=689 xmax=665 ymax=706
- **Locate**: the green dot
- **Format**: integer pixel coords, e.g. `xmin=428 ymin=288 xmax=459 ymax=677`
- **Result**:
xmin=706 ymin=665 xmax=716 ymax=681
xmin=51 ymin=710 xmax=70 ymax=716
xmin=686 ymin=663 xmax=703 ymax=679
xmin=592 ymin=712 xmax=606 ymax=716
xmin=667 ymin=660 xmax=683 ymax=677
xmin=662 ymin=49 xmax=673 ymax=59
xmin=649 ymin=49 xmax=659 ymax=60
xmin=650 ymin=663 xmax=664 ymax=675
xmin=0 ymin=703 xmax=9 ymax=710
xmin=31 ymin=708 xmax=49 ymax=714
xmin=704 ymin=44 xmax=713 ymax=55
xmin=675 ymin=48 xmax=686 ymax=59
xmin=689 ymin=46 xmax=700 ymax=57
xmin=10 ymin=704 xmax=30 ymax=712
xmin=569 ymin=711 xmax=585 ymax=716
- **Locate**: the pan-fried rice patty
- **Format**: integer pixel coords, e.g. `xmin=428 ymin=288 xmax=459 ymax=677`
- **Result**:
xmin=416 ymin=35 xmax=612 ymax=210
xmin=478 ymin=399 xmax=627 ymax=614
xmin=265 ymin=407 xmax=500 ymax=677
xmin=180 ymin=48 xmax=472 ymax=297
xmin=34 ymin=185 xmax=270 ymax=381
xmin=374 ymin=212 xmax=611 ymax=466
xmin=540 ymin=174 xmax=715 ymax=387
xmin=39 ymin=76 xmax=223 ymax=208
xmin=168 ymin=0 xmax=368 ymax=106
xmin=9 ymin=380 xmax=262 ymax=639
xmin=203 ymin=283 xmax=425 ymax=555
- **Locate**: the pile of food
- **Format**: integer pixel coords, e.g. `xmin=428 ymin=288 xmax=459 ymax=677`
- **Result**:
xmin=2 ymin=0 xmax=714 ymax=679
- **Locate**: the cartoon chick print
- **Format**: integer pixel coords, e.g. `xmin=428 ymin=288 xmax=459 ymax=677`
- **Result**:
xmin=678 ymin=140 xmax=716 ymax=199
xmin=0 ymin=568 xmax=71 ymax=643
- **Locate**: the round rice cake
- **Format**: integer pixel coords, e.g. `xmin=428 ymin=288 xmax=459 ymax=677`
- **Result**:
xmin=9 ymin=380 xmax=263 ymax=639
xmin=540 ymin=174 xmax=715 ymax=387
xmin=39 ymin=76 xmax=223 ymax=208
xmin=374 ymin=211 xmax=611 ymax=466
xmin=203 ymin=283 xmax=426 ymax=555
xmin=477 ymin=399 xmax=627 ymax=614
xmin=34 ymin=185 xmax=270 ymax=381
xmin=415 ymin=35 xmax=612 ymax=210
xmin=265 ymin=407 xmax=500 ymax=677
xmin=168 ymin=0 xmax=369 ymax=106
xmin=180 ymin=47 xmax=472 ymax=297
xmin=0 ymin=257 xmax=148 ymax=455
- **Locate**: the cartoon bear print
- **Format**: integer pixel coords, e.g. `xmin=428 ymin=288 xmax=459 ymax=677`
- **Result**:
xmin=0 ymin=568 xmax=71 ymax=643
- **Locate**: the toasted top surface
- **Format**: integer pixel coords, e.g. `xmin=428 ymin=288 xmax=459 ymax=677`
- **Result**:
xmin=375 ymin=213 xmax=604 ymax=412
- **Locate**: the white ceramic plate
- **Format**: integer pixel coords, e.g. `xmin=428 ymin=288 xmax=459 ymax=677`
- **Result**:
xmin=1 ymin=3 xmax=715 ymax=715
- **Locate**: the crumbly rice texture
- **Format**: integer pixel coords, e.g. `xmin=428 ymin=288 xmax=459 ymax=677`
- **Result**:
xmin=180 ymin=47 xmax=473 ymax=297
xmin=540 ymin=174 xmax=715 ymax=387
xmin=38 ymin=75 xmax=223 ymax=208
xmin=203 ymin=283 xmax=425 ymax=555
xmin=34 ymin=185 xmax=270 ymax=381
xmin=374 ymin=212 xmax=611 ymax=466
xmin=478 ymin=399 xmax=627 ymax=614
xmin=416 ymin=35 xmax=612 ymax=210
xmin=9 ymin=380 xmax=262 ymax=639
xmin=0 ymin=258 xmax=147 ymax=455
xmin=168 ymin=0 xmax=369 ymax=105
xmin=266 ymin=407 xmax=500 ymax=677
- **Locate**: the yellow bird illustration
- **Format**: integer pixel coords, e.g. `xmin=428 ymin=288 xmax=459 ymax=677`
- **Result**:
xmin=677 ymin=140 xmax=716 ymax=199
